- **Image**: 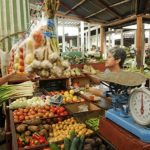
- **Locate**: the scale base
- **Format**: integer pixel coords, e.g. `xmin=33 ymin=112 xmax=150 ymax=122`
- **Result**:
xmin=106 ymin=109 xmax=150 ymax=143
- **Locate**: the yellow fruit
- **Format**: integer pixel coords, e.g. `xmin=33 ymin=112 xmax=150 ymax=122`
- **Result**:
xmin=72 ymin=96 xmax=77 ymax=102
xmin=69 ymin=90 xmax=75 ymax=95
xmin=64 ymin=91 xmax=69 ymax=97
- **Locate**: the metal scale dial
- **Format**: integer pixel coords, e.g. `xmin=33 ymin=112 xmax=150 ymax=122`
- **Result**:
xmin=129 ymin=87 xmax=150 ymax=126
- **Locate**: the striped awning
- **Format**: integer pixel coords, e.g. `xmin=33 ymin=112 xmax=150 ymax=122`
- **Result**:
xmin=0 ymin=0 xmax=30 ymax=52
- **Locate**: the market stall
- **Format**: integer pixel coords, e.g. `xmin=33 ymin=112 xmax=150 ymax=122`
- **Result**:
xmin=0 ymin=1 xmax=150 ymax=150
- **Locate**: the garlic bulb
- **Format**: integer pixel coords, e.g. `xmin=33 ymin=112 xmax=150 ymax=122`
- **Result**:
xmin=32 ymin=59 xmax=41 ymax=69
xmin=41 ymin=48 xmax=52 ymax=69
xmin=48 ymin=52 xmax=59 ymax=63
xmin=61 ymin=59 xmax=70 ymax=68
xmin=52 ymin=66 xmax=63 ymax=77
xmin=34 ymin=47 xmax=45 ymax=61
xmin=40 ymin=70 xmax=49 ymax=78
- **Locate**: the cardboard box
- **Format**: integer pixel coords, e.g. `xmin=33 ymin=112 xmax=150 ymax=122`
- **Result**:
xmin=64 ymin=101 xmax=100 ymax=114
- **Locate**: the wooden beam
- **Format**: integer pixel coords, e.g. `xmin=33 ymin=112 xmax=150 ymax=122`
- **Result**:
xmin=86 ymin=0 xmax=130 ymax=19
xmin=136 ymin=15 xmax=144 ymax=68
xmin=64 ymin=0 xmax=87 ymax=15
xmin=56 ymin=11 xmax=107 ymax=24
xmin=97 ymin=0 xmax=122 ymax=19
xmin=103 ymin=15 xmax=137 ymax=27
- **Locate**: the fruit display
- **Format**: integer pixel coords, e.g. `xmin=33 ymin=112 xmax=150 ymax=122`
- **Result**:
xmin=12 ymin=105 xmax=69 ymax=123
xmin=47 ymin=90 xmax=85 ymax=104
xmin=48 ymin=117 xmax=93 ymax=143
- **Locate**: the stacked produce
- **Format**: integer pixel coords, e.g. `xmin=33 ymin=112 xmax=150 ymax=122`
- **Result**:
xmin=0 ymin=81 xmax=34 ymax=105
xmin=82 ymin=65 xmax=98 ymax=75
xmin=12 ymin=105 xmax=68 ymax=123
xmin=16 ymin=120 xmax=49 ymax=148
xmin=9 ymin=96 xmax=47 ymax=110
xmin=14 ymin=116 xmax=94 ymax=149
xmin=63 ymin=67 xmax=82 ymax=77
xmin=47 ymin=90 xmax=85 ymax=104
xmin=48 ymin=117 xmax=93 ymax=143
xmin=85 ymin=118 xmax=99 ymax=131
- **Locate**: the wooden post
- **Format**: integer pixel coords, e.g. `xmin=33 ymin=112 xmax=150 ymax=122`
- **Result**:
xmin=80 ymin=21 xmax=84 ymax=53
xmin=88 ymin=23 xmax=91 ymax=51
xmin=100 ymin=26 xmax=106 ymax=58
xmin=134 ymin=30 xmax=136 ymax=47
xmin=136 ymin=15 xmax=145 ymax=68
xmin=96 ymin=26 xmax=98 ymax=50
xmin=77 ymin=27 xmax=80 ymax=48
xmin=120 ymin=29 xmax=124 ymax=47
xmin=62 ymin=19 xmax=65 ymax=52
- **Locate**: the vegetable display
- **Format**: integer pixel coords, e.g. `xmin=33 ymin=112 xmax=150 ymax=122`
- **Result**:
xmin=85 ymin=118 xmax=100 ymax=131
xmin=12 ymin=105 xmax=68 ymax=123
xmin=0 ymin=81 xmax=34 ymax=105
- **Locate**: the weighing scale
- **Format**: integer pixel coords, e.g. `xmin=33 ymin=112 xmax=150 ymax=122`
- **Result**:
xmin=90 ymin=71 xmax=150 ymax=143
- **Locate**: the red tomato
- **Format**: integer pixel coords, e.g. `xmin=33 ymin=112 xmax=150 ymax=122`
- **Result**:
xmin=31 ymin=111 xmax=36 ymax=115
xmin=19 ymin=115 xmax=25 ymax=121
xmin=59 ymin=107 xmax=65 ymax=112
xmin=63 ymin=111 xmax=68 ymax=116
xmin=16 ymin=111 xmax=22 ymax=116
xmin=23 ymin=109 xmax=28 ymax=113
xmin=60 ymin=112 xmax=65 ymax=116
xmin=14 ymin=115 xmax=19 ymax=120
xmin=42 ymin=109 xmax=46 ymax=113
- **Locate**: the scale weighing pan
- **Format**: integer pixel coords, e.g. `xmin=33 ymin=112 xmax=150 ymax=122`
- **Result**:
xmin=89 ymin=71 xmax=146 ymax=86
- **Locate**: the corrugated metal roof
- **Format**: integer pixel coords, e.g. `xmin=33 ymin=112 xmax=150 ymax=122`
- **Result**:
xmin=29 ymin=0 xmax=150 ymax=27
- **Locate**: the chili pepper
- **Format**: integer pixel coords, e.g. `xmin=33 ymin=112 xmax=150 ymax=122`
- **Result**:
xmin=18 ymin=137 xmax=26 ymax=146
xmin=30 ymin=140 xmax=35 ymax=146
xmin=17 ymin=138 xmax=22 ymax=147
xmin=34 ymin=140 xmax=39 ymax=145
xmin=32 ymin=133 xmax=47 ymax=144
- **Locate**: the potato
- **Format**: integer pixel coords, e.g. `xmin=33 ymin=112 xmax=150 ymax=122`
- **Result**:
xmin=28 ymin=125 xmax=39 ymax=132
xmin=25 ymin=130 xmax=31 ymax=136
xmin=39 ymin=129 xmax=48 ymax=137
xmin=43 ymin=124 xmax=50 ymax=130
xmin=23 ymin=118 xmax=41 ymax=125
xmin=16 ymin=124 xmax=27 ymax=133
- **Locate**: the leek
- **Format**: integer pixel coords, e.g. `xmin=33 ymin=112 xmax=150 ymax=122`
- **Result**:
xmin=0 ymin=81 xmax=35 ymax=105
